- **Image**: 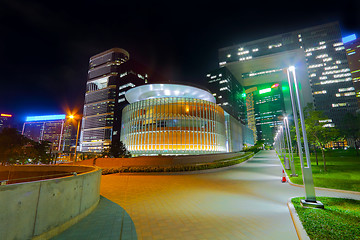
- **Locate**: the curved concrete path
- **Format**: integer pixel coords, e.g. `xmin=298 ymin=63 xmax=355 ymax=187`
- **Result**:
xmin=52 ymin=196 xmax=136 ymax=240
xmin=59 ymin=150 xmax=359 ymax=239
xmin=100 ymin=150 xmax=306 ymax=239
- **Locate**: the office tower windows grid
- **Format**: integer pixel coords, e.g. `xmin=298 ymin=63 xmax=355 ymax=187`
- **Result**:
xmin=254 ymin=84 xmax=285 ymax=144
xmin=218 ymin=22 xmax=359 ymax=128
xmin=81 ymin=48 xmax=131 ymax=152
xmin=80 ymin=48 xmax=161 ymax=152
xmin=206 ymin=68 xmax=246 ymax=124
xmin=22 ymin=118 xmax=73 ymax=152
xmin=344 ymin=37 xmax=360 ymax=108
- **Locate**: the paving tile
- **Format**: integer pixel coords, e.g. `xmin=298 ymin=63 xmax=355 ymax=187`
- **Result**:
xmin=53 ymin=150 xmax=360 ymax=240
xmin=51 ymin=196 xmax=136 ymax=240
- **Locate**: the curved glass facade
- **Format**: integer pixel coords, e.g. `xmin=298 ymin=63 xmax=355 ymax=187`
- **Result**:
xmin=121 ymin=97 xmax=226 ymax=155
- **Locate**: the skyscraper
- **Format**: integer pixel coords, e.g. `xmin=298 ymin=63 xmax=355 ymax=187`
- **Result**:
xmin=22 ymin=114 xmax=72 ymax=152
xmin=80 ymin=48 xmax=164 ymax=152
xmin=218 ymin=22 xmax=358 ymax=133
xmin=0 ymin=113 xmax=13 ymax=132
xmin=344 ymin=34 xmax=360 ymax=109
xmin=206 ymin=67 xmax=246 ymax=124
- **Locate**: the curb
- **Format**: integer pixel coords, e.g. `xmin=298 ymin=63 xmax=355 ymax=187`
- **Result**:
xmin=286 ymin=179 xmax=360 ymax=195
xmin=33 ymin=198 xmax=100 ymax=240
xmin=287 ymin=197 xmax=310 ymax=240
xmin=276 ymin=154 xmax=360 ymax=196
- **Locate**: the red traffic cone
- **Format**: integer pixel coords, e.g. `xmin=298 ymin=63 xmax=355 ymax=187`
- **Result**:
xmin=281 ymin=169 xmax=287 ymax=183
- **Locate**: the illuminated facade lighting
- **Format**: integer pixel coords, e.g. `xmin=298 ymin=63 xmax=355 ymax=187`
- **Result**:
xmin=22 ymin=114 xmax=73 ymax=152
xmin=218 ymin=22 xmax=359 ymax=129
xmin=259 ymin=88 xmax=271 ymax=94
xmin=80 ymin=48 xmax=164 ymax=152
xmin=25 ymin=114 xmax=66 ymax=122
xmin=344 ymin=36 xmax=360 ymax=108
xmin=342 ymin=34 xmax=356 ymax=44
xmin=1 ymin=114 xmax=12 ymax=117
xmin=121 ymin=84 xmax=228 ymax=155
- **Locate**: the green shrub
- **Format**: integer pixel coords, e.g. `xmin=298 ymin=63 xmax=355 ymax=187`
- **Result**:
xmin=101 ymin=152 xmax=254 ymax=175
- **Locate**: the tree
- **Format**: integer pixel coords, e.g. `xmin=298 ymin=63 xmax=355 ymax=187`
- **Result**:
xmin=109 ymin=141 xmax=131 ymax=158
xmin=0 ymin=128 xmax=51 ymax=165
xmin=0 ymin=128 xmax=31 ymax=165
xmin=341 ymin=113 xmax=360 ymax=156
xmin=294 ymin=103 xmax=340 ymax=172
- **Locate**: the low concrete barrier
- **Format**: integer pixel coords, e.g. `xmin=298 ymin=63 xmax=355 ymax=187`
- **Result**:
xmin=76 ymin=151 xmax=247 ymax=168
xmin=0 ymin=165 xmax=101 ymax=240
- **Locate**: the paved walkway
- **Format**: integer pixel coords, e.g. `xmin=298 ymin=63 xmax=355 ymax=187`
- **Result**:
xmin=55 ymin=150 xmax=360 ymax=239
xmin=52 ymin=196 xmax=136 ymax=240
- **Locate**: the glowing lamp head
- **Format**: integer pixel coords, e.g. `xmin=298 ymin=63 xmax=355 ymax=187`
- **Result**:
xmin=68 ymin=115 xmax=75 ymax=119
xmin=288 ymin=66 xmax=295 ymax=72
xmin=271 ymin=83 xmax=279 ymax=88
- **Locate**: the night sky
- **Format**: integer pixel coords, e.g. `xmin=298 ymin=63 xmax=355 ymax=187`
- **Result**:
xmin=1 ymin=0 xmax=359 ymax=123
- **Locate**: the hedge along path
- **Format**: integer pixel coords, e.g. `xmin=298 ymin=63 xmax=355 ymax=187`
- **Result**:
xmin=101 ymin=152 xmax=255 ymax=174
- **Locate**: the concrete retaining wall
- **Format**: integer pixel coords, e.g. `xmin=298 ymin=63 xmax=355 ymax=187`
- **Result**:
xmin=77 ymin=151 xmax=247 ymax=168
xmin=0 ymin=166 xmax=101 ymax=240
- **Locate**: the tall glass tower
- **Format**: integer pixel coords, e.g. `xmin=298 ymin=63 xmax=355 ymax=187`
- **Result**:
xmin=80 ymin=48 xmax=151 ymax=152
xmin=219 ymin=22 xmax=359 ymax=129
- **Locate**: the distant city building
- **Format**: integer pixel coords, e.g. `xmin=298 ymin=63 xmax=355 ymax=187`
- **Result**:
xmin=80 ymin=48 xmax=165 ymax=152
xmin=22 ymin=114 xmax=73 ymax=152
xmin=344 ymin=34 xmax=360 ymax=109
xmin=0 ymin=113 xmax=13 ymax=132
xmin=217 ymin=22 xmax=359 ymax=142
xmin=121 ymin=84 xmax=253 ymax=155
xmin=212 ymin=49 xmax=310 ymax=144
xmin=206 ymin=68 xmax=246 ymax=124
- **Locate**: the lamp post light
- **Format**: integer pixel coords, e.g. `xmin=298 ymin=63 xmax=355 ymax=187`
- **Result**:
xmin=68 ymin=114 xmax=82 ymax=164
xmin=284 ymin=116 xmax=297 ymax=177
xmin=280 ymin=125 xmax=290 ymax=170
xmin=286 ymin=66 xmax=323 ymax=208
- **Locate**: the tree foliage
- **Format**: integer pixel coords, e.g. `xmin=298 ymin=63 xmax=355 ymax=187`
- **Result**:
xmin=294 ymin=103 xmax=340 ymax=171
xmin=341 ymin=112 xmax=360 ymax=155
xmin=102 ymin=141 xmax=131 ymax=158
xmin=0 ymin=128 xmax=51 ymax=165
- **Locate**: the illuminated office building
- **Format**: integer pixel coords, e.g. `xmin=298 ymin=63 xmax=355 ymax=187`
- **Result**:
xmin=121 ymin=84 xmax=253 ymax=155
xmin=206 ymin=68 xmax=246 ymax=124
xmin=344 ymin=34 xmax=360 ymax=108
xmin=219 ymin=22 xmax=358 ymax=130
xmin=211 ymin=48 xmax=310 ymax=144
xmin=22 ymin=114 xmax=72 ymax=152
xmin=253 ymin=83 xmax=286 ymax=144
xmin=80 ymin=48 xmax=164 ymax=152
xmin=0 ymin=113 xmax=13 ymax=132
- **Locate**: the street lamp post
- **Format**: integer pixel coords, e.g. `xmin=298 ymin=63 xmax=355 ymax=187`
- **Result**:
xmin=69 ymin=114 xmax=82 ymax=164
xmin=280 ymin=126 xmax=290 ymax=170
xmin=287 ymin=66 xmax=323 ymax=208
xmin=284 ymin=116 xmax=297 ymax=177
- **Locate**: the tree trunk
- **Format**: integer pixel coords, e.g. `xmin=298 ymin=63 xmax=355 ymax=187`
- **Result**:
xmin=321 ymin=147 xmax=326 ymax=172
xmin=355 ymin=141 xmax=359 ymax=156
xmin=314 ymin=145 xmax=318 ymax=166
xmin=296 ymin=146 xmax=299 ymax=156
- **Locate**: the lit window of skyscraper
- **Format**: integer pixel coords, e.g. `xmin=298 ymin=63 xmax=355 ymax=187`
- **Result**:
xmin=218 ymin=22 xmax=358 ymax=129
xmin=80 ymin=48 xmax=165 ymax=152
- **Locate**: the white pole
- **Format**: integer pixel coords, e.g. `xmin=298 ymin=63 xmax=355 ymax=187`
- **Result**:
xmin=287 ymin=67 xmax=323 ymax=207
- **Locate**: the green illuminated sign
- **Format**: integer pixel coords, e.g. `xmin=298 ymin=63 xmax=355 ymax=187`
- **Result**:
xmin=259 ymin=88 xmax=271 ymax=94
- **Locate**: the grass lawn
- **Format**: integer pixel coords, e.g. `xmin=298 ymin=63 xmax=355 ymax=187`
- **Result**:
xmin=280 ymin=149 xmax=360 ymax=192
xmin=291 ymin=197 xmax=360 ymax=240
